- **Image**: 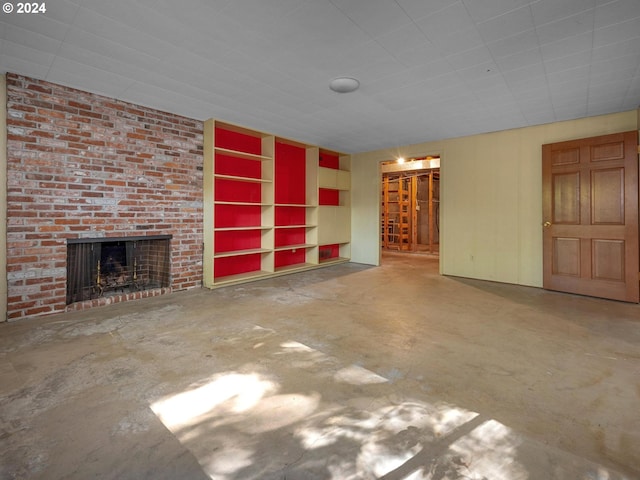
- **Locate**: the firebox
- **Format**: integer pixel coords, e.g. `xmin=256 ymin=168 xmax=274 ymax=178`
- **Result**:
xmin=66 ymin=235 xmax=171 ymax=305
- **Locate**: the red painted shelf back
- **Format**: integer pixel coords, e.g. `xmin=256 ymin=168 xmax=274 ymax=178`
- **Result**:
xmin=214 ymin=204 xmax=262 ymax=228
xmin=215 ymin=230 xmax=261 ymax=253
xmin=215 ymin=153 xmax=262 ymax=179
xmin=275 ymin=249 xmax=306 ymax=268
xmin=214 ymin=254 xmax=262 ymax=278
xmin=215 ymin=127 xmax=262 ymax=155
xmin=275 ymin=141 xmax=306 ymax=204
xmin=319 ymin=188 xmax=340 ymax=206
xmin=319 ymin=244 xmax=339 ymax=260
xmin=215 ymin=179 xmax=262 ymax=203
xmin=319 ymin=151 xmax=339 ymax=169
xmin=274 ymin=227 xmax=306 ymax=248
xmin=275 ymin=206 xmax=306 ymax=226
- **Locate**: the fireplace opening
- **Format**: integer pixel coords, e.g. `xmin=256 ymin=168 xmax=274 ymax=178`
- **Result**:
xmin=66 ymin=235 xmax=171 ymax=305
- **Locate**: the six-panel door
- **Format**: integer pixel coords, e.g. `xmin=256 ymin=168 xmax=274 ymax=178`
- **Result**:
xmin=542 ymin=131 xmax=639 ymax=302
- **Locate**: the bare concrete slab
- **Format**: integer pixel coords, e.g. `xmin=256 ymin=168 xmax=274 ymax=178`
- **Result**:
xmin=1 ymin=253 xmax=638 ymax=479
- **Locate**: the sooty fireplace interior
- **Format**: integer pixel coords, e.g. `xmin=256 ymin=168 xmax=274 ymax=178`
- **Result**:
xmin=66 ymin=235 xmax=171 ymax=305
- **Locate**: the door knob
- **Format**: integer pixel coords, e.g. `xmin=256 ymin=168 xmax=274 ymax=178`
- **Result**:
xmin=543 ymin=221 xmax=551 ymax=227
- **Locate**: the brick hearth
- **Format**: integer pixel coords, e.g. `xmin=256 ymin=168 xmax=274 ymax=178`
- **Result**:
xmin=6 ymin=74 xmax=203 ymax=320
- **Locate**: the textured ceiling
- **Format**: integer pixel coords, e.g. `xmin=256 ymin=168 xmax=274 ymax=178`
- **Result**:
xmin=1 ymin=0 xmax=639 ymax=153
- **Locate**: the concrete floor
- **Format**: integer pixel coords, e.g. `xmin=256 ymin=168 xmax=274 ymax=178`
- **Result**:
xmin=1 ymin=252 xmax=639 ymax=480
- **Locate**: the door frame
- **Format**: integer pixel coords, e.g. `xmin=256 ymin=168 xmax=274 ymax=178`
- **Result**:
xmin=379 ymin=156 xmax=441 ymax=257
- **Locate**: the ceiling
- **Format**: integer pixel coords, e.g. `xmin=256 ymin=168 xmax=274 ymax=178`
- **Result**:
xmin=1 ymin=0 xmax=639 ymax=153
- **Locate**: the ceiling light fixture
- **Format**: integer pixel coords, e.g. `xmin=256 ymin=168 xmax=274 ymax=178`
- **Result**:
xmin=329 ymin=77 xmax=360 ymax=93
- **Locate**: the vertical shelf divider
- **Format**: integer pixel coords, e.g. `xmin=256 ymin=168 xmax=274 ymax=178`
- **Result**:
xmin=339 ymin=153 xmax=351 ymax=260
xmin=306 ymin=146 xmax=319 ymax=265
xmin=203 ymin=119 xmax=216 ymax=288
xmin=262 ymin=135 xmax=275 ymax=274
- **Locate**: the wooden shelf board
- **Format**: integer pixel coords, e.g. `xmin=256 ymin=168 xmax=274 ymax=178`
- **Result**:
xmin=214 ymin=146 xmax=272 ymax=162
xmin=213 ymin=270 xmax=272 ymax=286
xmin=205 ymin=258 xmax=351 ymax=290
xmin=274 ymin=136 xmax=313 ymax=149
xmin=273 ymin=243 xmax=315 ymax=252
xmin=274 ymin=224 xmax=316 ymax=229
xmin=214 ymin=201 xmax=269 ymax=206
xmin=275 ymin=203 xmax=316 ymax=208
xmin=214 ymin=226 xmax=272 ymax=232
xmin=274 ymin=263 xmax=316 ymax=274
xmin=319 ymin=256 xmax=350 ymax=265
xmin=214 ymin=248 xmax=271 ymax=259
xmin=214 ymin=121 xmax=273 ymax=139
xmin=214 ymin=174 xmax=272 ymax=184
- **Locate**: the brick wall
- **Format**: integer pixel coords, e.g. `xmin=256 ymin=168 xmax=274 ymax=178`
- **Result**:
xmin=5 ymin=73 xmax=204 ymax=320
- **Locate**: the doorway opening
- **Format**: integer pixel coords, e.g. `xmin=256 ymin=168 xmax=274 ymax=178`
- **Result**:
xmin=381 ymin=156 xmax=440 ymax=256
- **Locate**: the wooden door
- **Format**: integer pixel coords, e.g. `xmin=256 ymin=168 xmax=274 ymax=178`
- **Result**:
xmin=542 ymin=131 xmax=639 ymax=302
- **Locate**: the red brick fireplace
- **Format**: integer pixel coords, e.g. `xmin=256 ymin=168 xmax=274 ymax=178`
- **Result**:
xmin=6 ymin=74 xmax=204 ymax=320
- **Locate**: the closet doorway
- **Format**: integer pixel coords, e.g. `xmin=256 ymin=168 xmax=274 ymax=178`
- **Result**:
xmin=381 ymin=157 xmax=440 ymax=255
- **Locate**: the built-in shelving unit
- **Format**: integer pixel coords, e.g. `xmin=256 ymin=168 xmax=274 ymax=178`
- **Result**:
xmin=203 ymin=119 xmax=351 ymax=288
xmin=318 ymin=149 xmax=351 ymax=264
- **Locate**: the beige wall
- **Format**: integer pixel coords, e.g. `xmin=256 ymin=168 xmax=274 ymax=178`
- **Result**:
xmin=351 ymin=110 xmax=638 ymax=287
xmin=350 ymin=153 xmax=382 ymax=265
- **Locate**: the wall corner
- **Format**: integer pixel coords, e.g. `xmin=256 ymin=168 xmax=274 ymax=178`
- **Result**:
xmin=1 ymin=74 xmax=7 ymax=322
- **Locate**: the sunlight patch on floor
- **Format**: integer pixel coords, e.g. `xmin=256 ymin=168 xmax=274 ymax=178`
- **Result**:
xmin=151 ymin=372 xmax=277 ymax=427
xmin=150 ymin=332 xmax=632 ymax=480
xmin=448 ymin=419 xmax=526 ymax=480
xmin=334 ymin=364 xmax=388 ymax=385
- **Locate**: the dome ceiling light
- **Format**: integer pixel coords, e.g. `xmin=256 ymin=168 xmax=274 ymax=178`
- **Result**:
xmin=329 ymin=77 xmax=360 ymax=93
